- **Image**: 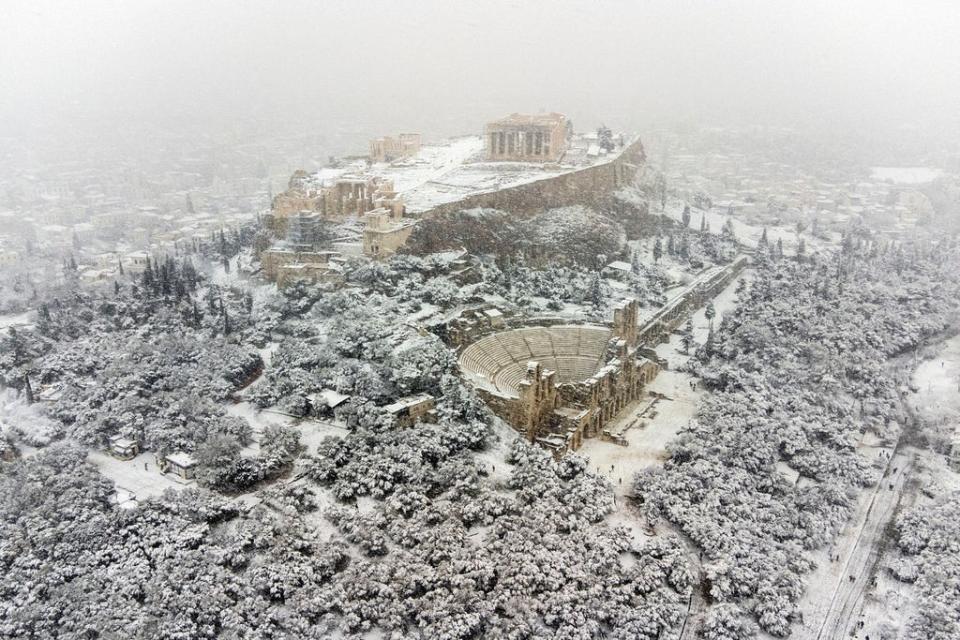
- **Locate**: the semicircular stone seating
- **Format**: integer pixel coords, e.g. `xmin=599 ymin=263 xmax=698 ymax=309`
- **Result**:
xmin=459 ymin=325 xmax=612 ymax=397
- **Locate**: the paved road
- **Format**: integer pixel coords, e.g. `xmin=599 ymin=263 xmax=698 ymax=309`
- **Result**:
xmin=791 ymin=447 xmax=916 ymax=640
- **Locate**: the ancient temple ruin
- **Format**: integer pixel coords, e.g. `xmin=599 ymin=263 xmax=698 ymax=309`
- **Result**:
xmin=484 ymin=112 xmax=571 ymax=163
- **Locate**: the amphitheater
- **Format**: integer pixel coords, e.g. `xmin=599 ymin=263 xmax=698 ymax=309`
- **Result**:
xmin=454 ymin=260 xmax=749 ymax=457
xmin=458 ymin=325 xmax=613 ymax=397
xmin=455 ymin=307 xmax=658 ymax=457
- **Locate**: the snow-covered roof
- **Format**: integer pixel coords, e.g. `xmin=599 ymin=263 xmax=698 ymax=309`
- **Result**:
xmin=385 ymin=393 xmax=434 ymax=414
xmin=313 ymin=389 xmax=350 ymax=409
xmin=483 ymin=308 xmax=503 ymax=318
xmin=604 ymin=261 xmax=632 ymax=272
xmin=109 ymin=436 xmax=137 ymax=448
xmin=166 ymin=452 xmax=196 ymax=468
xmin=488 ymin=112 xmax=566 ymax=127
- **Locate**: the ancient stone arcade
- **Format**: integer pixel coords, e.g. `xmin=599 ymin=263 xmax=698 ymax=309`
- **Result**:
xmin=457 ymin=299 xmax=660 ymax=457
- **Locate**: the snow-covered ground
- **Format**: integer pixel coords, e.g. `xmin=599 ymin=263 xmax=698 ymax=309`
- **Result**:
xmin=870 ymin=166 xmax=943 ymax=185
xmin=579 ymin=269 xmax=750 ymax=496
xmin=912 ymin=333 xmax=960 ymax=427
xmin=208 ymin=255 xmax=243 ymax=287
xmin=87 ymin=449 xmax=194 ymax=505
xmin=0 ymin=310 xmax=34 ymax=330
xmin=657 ymin=197 xmax=837 ymax=256
xmin=837 ymin=333 xmax=960 ymax=640
xmin=4 ymin=394 xmax=201 ymax=506
xmin=473 ymin=418 xmax=518 ymax=486
xmin=788 ymin=443 xmax=905 ymax=640
xmin=579 ymin=373 xmax=703 ymax=496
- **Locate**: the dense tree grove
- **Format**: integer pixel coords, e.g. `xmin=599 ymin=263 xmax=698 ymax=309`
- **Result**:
xmin=0 ymin=225 xmax=702 ymax=637
xmin=2 ymin=276 xmax=264 ymax=457
xmin=635 ymin=241 xmax=960 ymax=635
xmin=892 ymin=491 xmax=960 ymax=639
xmin=6 ymin=202 xmax=957 ymax=639
xmin=655 ymin=224 xmax=738 ymax=268
xmin=0 ymin=435 xmax=692 ymax=638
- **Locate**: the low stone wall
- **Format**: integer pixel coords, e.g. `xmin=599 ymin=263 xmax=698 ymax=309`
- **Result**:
xmin=636 ymin=256 xmax=749 ymax=346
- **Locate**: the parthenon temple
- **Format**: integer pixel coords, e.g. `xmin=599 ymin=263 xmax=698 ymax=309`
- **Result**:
xmin=484 ymin=112 xmax=571 ymax=163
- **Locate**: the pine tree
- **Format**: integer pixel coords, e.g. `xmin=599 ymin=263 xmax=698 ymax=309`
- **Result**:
xmin=758 ymin=228 xmax=769 ymax=250
xmin=776 ymin=237 xmax=784 ymax=259
xmin=699 ymin=213 xmax=706 ymax=234
xmin=702 ymin=322 xmax=716 ymax=360
xmin=142 ymin=259 xmax=154 ymax=291
xmin=681 ymin=319 xmax=694 ymax=354
xmin=160 ymin=262 xmax=171 ymax=297
xmin=23 ymin=374 xmax=33 ymax=404
xmin=589 ymin=273 xmax=603 ymax=309
xmin=667 ymin=234 xmax=676 ymax=255
xmin=721 ymin=218 xmax=736 ymax=242
xmin=182 ymin=258 xmax=197 ymax=291
xmin=114 ymin=280 xmax=121 ymax=296
xmin=653 ymin=237 xmax=663 ymax=263
xmin=207 ymin=285 xmax=219 ymax=312
xmin=704 ymin=301 xmax=716 ymax=324
xmin=193 ymin=299 xmax=202 ymax=327
xmin=222 ymin=305 xmax=231 ymax=335
xmin=118 ymin=258 xmax=124 ymax=276
xmin=8 ymin=327 xmax=23 ymax=362
xmin=797 ymin=237 xmax=806 ymax=261
xmin=682 ymin=204 xmax=691 ymax=228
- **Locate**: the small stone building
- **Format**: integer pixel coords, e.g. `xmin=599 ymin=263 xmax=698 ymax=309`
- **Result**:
xmin=109 ymin=435 xmax=139 ymax=460
xmin=363 ymin=208 xmax=418 ymax=258
xmin=163 ymin=452 xmax=197 ymax=480
xmin=386 ymin=394 xmax=436 ymax=428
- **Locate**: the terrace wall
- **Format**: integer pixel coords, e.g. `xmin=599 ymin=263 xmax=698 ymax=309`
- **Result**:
xmin=418 ymin=137 xmax=646 ymax=221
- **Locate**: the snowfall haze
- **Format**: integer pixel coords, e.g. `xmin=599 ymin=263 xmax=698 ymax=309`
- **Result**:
xmin=3 ymin=2 xmax=960 ymax=640
xmin=2 ymin=0 xmax=959 ymax=148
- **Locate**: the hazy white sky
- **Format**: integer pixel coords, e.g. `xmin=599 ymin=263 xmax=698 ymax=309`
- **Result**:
xmin=1 ymin=0 xmax=958 ymax=141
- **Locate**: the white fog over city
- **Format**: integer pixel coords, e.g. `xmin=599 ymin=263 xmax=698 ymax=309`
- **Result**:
xmin=1 ymin=2 xmax=959 ymax=639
